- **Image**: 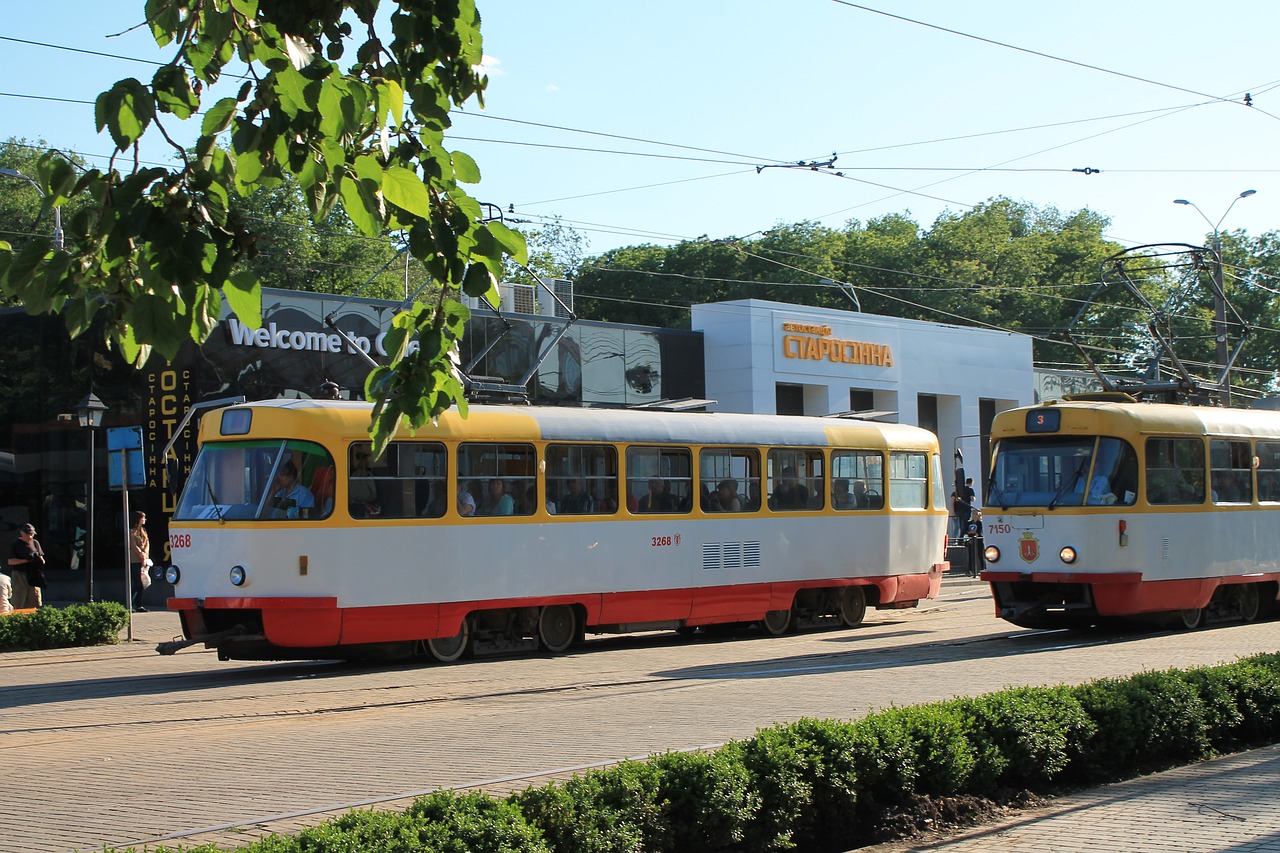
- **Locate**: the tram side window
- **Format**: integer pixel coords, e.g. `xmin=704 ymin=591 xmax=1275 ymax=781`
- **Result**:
xmin=459 ymin=442 xmax=537 ymax=517
xmin=546 ymin=444 xmax=619 ymax=514
xmin=888 ymin=451 xmax=929 ymax=509
xmin=767 ymin=449 xmax=824 ymax=511
xmin=831 ymin=450 xmax=884 ymax=510
xmin=1145 ymin=438 xmax=1206 ymax=505
xmin=1209 ymin=439 xmax=1253 ymax=504
xmin=1258 ymin=442 xmax=1280 ymax=503
xmin=349 ymin=441 xmax=447 ymax=519
xmin=627 ymin=446 xmax=693 ymax=513
xmin=699 ymin=447 xmax=760 ymax=512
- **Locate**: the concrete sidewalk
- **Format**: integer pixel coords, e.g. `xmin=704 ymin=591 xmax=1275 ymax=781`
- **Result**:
xmin=863 ymin=744 xmax=1280 ymax=853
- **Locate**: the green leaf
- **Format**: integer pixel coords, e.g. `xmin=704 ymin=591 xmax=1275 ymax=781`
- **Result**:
xmin=461 ymin=263 xmax=497 ymax=306
xmin=486 ymin=220 xmax=528 ymax=265
xmin=377 ymin=78 xmax=405 ymax=127
xmin=152 ymin=65 xmax=200 ymax=119
xmin=125 ymin=292 xmax=185 ymax=361
xmin=222 ymin=269 xmax=262 ymax=328
xmin=339 ymin=172 xmax=383 ymax=237
xmin=450 ymin=150 xmax=480 ymax=183
xmin=96 ymin=79 xmax=155 ymax=151
xmin=201 ymin=97 xmax=239 ymax=136
xmin=382 ymin=166 xmax=432 ymax=219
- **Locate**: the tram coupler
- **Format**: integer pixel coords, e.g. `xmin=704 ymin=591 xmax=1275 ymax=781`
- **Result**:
xmin=155 ymin=625 xmax=251 ymax=655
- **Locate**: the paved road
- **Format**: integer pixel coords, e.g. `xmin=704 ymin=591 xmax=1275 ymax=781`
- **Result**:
xmin=3 ymin=578 xmax=1280 ymax=852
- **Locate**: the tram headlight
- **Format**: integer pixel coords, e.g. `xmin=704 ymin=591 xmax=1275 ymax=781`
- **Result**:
xmin=1059 ymin=546 xmax=1078 ymax=565
xmin=229 ymin=565 xmax=247 ymax=587
xmin=984 ymin=545 xmax=1001 ymax=564
xmin=165 ymin=565 xmax=181 ymax=585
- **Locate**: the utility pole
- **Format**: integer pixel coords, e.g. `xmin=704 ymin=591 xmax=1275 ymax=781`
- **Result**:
xmin=1173 ymin=190 xmax=1257 ymax=403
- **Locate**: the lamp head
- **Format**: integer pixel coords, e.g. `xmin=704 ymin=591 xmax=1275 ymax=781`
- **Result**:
xmin=1173 ymin=199 xmax=1191 ymax=205
xmin=0 ymin=168 xmax=20 ymax=178
xmin=75 ymin=393 xmax=108 ymax=429
xmin=1240 ymin=189 xmax=1257 ymax=199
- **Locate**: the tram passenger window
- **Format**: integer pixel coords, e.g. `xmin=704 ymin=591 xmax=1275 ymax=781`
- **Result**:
xmin=767 ymin=449 xmax=824 ymax=511
xmin=699 ymin=448 xmax=759 ymax=513
xmin=888 ymin=451 xmax=929 ymax=509
xmin=1210 ymin=439 xmax=1253 ymax=504
xmin=1145 ymin=438 xmax=1205 ymax=505
xmin=831 ymin=450 xmax=884 ymax=510
xmin=348 ymin=441 xmax=447 ymax=519
xmin=458 ymin=443 xmax=537 ymax=516
xmin=1258 ymin=442 xmax=1280 ymax=503
xmin=547 ymin=444 xmax=618 ymax=514
xmin=627 ymin=446 xmax=692 ymax=513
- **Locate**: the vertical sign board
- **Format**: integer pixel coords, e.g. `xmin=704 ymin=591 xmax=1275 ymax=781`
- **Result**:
xmin=107 ymin=426 xmax=146 ymax=640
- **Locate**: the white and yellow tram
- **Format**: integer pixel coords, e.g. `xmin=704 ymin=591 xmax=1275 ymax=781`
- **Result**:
xmin=163 ymin=401 xmax=950 ymax=660
xmin=981 ymin=396 xmax=1280 ymax=629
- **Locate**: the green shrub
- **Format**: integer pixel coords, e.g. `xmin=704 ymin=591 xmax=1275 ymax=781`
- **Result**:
xmin=648 ymin=749 xmax=756 ymax=851
xmin=232 ymin=795 xmax=547 ymax=853
xmin=0 ymin=602 xmax=127 ymax=651
xmin=846 ymin=703 xmax=974 ymax=809
xmin=1073 ymin=669 xmax=1210 ymax=781
xmin=721 ymin=723 xmax=827 ymax=851
xmin=953 ymin=686 xmax=1094 ymax=794
xmin=512 ymin=760 xmax=663 ymax=853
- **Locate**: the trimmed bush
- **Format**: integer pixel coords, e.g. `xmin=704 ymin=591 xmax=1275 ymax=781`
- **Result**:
xmin=648 ymin=749 xmax=755 ymax=851
xmin=1073 ymin=668 xmax=1210 ymax=782
xmin=952 ymin=686 xmax=1094 ymax=794
xmin=0 ymin=602 xmax=128 ymax=651
xmin=512 ymin=760 xmax=664 ymax=853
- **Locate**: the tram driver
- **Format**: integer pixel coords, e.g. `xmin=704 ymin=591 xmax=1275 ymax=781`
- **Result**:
xmin=271 ymin=461 xmax=315 ymax=517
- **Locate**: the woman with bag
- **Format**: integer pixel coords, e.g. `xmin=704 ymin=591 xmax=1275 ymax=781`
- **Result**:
xmin=129 ymin=511 xmax=152 ymax=613
xmin=7 ymin=522 xmax=45 ymax=609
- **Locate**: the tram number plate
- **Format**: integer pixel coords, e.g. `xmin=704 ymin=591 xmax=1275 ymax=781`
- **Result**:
xmin=170 ymin=533 xmax=193 ymax=549
xmin=987 ymin=523 xmax=1012 ymax=535
xmin=651 ymin=534 xmax=681 ymax=547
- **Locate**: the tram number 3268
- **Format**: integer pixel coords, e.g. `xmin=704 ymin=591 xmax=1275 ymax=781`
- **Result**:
xmin=651 ymin=534 xmax=681 ymax=547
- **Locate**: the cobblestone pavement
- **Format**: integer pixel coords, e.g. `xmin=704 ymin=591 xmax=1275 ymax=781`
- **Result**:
xmin=4 ymin=582 xmax=1280 ymax=852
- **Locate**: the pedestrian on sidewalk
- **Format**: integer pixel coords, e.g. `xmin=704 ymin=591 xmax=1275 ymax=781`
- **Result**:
xmin=129 ymin=511 xmax=152 ymax=613
xmin=7 ymin=522 xmax=45 ymax=609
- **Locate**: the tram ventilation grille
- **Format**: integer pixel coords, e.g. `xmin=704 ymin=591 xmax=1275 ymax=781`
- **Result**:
xmin=703 ymin=541 xmax=762 ymax=571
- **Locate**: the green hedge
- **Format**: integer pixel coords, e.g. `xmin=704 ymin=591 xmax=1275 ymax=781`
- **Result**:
xmin=137 ymin=653 xmax=1280 ymax=853
xmin=0 ymin=602 xmax=128 ymax=650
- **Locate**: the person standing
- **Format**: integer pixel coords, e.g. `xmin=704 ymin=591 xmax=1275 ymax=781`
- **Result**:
xmin=129 ymin=511 xmax=151 ymax=613
xmin=7 ymin=523 xmax=45 ymax=609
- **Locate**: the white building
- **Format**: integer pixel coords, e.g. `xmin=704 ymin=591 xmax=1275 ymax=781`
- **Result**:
xmin=690 ymin=299 xmax=1035 ymax=479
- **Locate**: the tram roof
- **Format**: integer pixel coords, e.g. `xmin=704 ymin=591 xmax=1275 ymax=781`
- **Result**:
xmin=998 ymin=399 xmax=1280 ymax=440
xmin=207 ymin=400 xmax=939 ymax=450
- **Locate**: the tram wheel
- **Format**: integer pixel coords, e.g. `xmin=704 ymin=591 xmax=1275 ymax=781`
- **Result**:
xmin=762 ymin=608 xmax=793 ymax=636
xmin=427 ymin=617 xmax=471 ymax=662
xmin=1178 ymin=607 xmax=1205 ymax=631
xmin=840 ymin=587 xmax=867 ymax=628
xmin=1238 ymin=584 xmax=1262 ymax=623
xmin=538 ymin=605 xmax=577 ymax=653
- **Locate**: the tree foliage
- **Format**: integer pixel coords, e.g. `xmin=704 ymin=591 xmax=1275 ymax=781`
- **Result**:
xmin=0 ymin=0 xmax=526 ymax=455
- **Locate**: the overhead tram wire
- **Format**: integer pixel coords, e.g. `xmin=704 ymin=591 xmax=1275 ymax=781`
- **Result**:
xmin=827 ymin=1 xmax=1280 ymax=122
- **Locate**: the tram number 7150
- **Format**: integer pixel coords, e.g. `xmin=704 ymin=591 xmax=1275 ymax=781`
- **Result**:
xmin=987 ymin=523 xmax=1012 ymax=536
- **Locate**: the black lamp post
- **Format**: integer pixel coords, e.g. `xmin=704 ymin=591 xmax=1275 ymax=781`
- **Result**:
xmin=75 ymin=393 xmax=107 ymax=602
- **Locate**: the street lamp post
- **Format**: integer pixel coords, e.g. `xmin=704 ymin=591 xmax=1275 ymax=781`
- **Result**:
xmin=0 ymin=167 xmax=64 ymax=250
xmin=1173 ymin=190 xmax=1257 ymax=401
xmin=75 ymin=393 xmax=107 ymax=602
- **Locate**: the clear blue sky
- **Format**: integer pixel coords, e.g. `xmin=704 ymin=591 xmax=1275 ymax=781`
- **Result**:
xmin=3 ymin=1 xmax=1277 ymax=257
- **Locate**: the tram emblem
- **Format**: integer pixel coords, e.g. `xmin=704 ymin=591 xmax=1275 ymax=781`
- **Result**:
xmin=1019 ymin=532 xmax=1040 ymax=564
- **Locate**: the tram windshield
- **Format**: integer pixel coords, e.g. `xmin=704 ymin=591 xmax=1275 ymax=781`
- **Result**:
xmin=174 ymin=439 xmax=336 ymax=521
xmin=988 ymin=436 xmax=1138 ymax=510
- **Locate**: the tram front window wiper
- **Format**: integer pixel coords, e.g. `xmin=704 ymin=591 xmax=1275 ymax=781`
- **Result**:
xmin=1044 ymin=461 xmax=1085 ymax=507
xmin=205 ymin=480 xmax=225 ymax=524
